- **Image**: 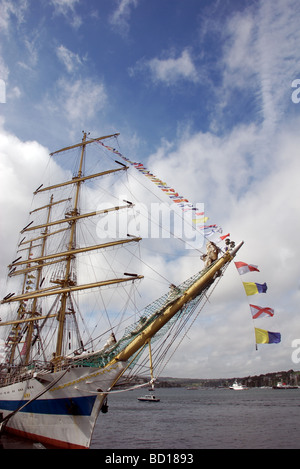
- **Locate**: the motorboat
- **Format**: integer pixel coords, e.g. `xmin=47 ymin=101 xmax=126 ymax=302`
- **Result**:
xmin=138 ymin=394 xmax=160 ymax=402
xmin=229 ymin=380 xmax=248 ymax=390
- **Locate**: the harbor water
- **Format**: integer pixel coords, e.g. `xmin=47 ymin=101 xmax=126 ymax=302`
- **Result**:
xmin=1 ymin=386 xmax=300 ymax=449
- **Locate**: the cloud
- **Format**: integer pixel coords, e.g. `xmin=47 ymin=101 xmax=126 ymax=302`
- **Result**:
xmin=18 ymin=29 xmax=41 ymax=70
xmin=222 ymin=10 xmax=257 ymax=89
xmin=56 ymin=45 xmax=84 ymax=73
xmin=131 ymin=49 xmax=199 ymax=86
xmin=6 ymin=85 xmax=21 ymax=100
xmin=109 ymin=0 xmax=139 ymax=36
xmin=0 ymin=3 xmax=42 ymax=84
xmin=217 ymin=0 xmax=300 ymax=136
xmin=0 ymin=128 xmax=66 ymax=286
xmin=255 ymin=0 xmax=300 ymax=134
xmin=148 ymin=49 xmax=199 ymax=85
xmin=0 ymin=0 xmax=28 ymax=86
xmin=0 ymin=52 xmax=9 ymax=81
xmin=0 ymin=0 xmax=28 ymax=33
xmin=50 ymin=0 xmax=82 ymax=28
xmin=45 ymin=77 xmax=107 ymax=125
xmin=147 ymin=123 xmax=260 ymax=218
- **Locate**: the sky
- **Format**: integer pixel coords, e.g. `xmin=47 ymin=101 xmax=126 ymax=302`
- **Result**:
xmin=1 ymin=0 xmax=300 ymax=379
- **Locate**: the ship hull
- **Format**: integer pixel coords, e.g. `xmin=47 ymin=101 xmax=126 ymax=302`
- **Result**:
xmin=0 ymin=362 xmax=126 ymax=449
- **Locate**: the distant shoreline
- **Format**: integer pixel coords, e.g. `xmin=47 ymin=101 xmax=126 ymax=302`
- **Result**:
xmin=151 ymin=369 xmax=300 ymax=389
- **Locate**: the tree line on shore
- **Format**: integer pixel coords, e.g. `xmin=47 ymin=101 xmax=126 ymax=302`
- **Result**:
xmin=154 ymin=369 xmax=300 ymax=388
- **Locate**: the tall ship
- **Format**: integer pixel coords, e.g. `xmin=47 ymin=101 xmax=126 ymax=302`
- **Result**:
xmin=0 ymin=132 xmax=243 ymax=449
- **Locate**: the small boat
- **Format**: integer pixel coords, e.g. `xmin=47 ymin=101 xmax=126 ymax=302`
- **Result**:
xmin=273 ymin=381 xmax=298 ymax=390
xmin=138 ymin=394 xmax=160 ymax=402
xmin=229 ymin=380 xmax=248 ymax=390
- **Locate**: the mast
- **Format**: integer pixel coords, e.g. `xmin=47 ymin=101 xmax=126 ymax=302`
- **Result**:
xmin=49 ymin=132 xmax=136 ymax=360
xmin=55 ymin=132 xmax=87 ymax=359
xmin=24 ymin=194 xmax=54 ymax=364
xmin=7 ymin=241 xmax=34 ymax=365
xmin=7 ymin=195 xmax=54 ymax=365
xmin=1 ymin=132 xmax=134 ymax=363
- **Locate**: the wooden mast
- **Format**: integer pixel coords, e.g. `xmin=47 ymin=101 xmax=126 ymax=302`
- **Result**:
xmin=24 ymin=195 xmax=54 ymax=364
xmin=1 ymin=134 xmax=144 ymax=335
xmin=6 ymin=196 xmax=57 ymax=365
xmin=0 ymin=132 xmax=143 ymax=364
xmin=51 ymin=133 xmax=137 ymax=360
xmin=55 ymin=132 xmax=86 ymax=359
xmin=7 ymin=241 xmax=34 ymax=365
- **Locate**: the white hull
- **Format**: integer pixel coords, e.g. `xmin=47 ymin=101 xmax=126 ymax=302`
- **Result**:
xmin=0 ymin=362 xmax=126 ymax=449
xmin=138 ymin=395 xmax=160 ymax=402
xmin=229 ymin=386 xmax=248 ymax=390
xmin=229 ymin=381 xmax=248 ymax=391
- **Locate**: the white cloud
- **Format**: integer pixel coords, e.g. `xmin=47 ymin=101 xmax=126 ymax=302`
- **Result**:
xmin=51 ymin=0 xmax=82 ymax=28
xmin=0 ymin=128 xmax=67 ymax=286
xmin=254 ymin=0 xmax=300 ymax=132
xmin=0 ymin=52 xmax=9 ymax=81
xmin=0 ymin=0 xmax=28 ymax=33
xmin=222 ymin=10 xmax=256 ymax=84
xmin=18 ymin=31 xmax=40 ymax=70
xmin=0 ymin=0 xmax=28 ymax=85
xmin=45 ymin=77 xmax=107 ymax=125
xmin=56 ymin=45 xmax=84 ymax=73
xmin=110 ymin=0 xmax=139 ymax=35
xmin=147 ymin=123 xmax=260 ymax=219
xmin=61 ymin=78 xmax=107 ymax=121
xmin=219 ymin=0 xmax=300 ymax=135
xmin=130 ymin=49 xmax=199 ymax=86
xmin=147 ymin=49 xmax=199 ymax=85
xmin=6 ymin=85 xmax=21 ymax=100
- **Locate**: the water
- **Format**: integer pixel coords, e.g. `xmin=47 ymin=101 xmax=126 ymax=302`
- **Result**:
xmin=91 ymin=387 xmax=300 ymax=449
xmin=1 ymin=387 xmax=300 ymax=449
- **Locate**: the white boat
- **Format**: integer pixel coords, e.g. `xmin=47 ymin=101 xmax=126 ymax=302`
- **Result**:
xmin=229 ymin=380 xmax=248 ymax=390
xmin=273 ymin=381 xmax=298 ymax=390
xmin=138 ymin=394 xmax=160 ymax=402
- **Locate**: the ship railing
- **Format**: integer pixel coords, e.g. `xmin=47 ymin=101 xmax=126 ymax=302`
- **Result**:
xmin=0 ymin=360 xmax=53 ymax=387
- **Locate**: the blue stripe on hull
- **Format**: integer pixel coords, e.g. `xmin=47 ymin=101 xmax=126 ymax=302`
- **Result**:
xmin=0 ymin=395 xmax=97 ymax=416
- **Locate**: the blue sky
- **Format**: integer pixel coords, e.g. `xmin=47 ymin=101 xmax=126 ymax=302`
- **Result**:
xmin=1 ymin=0 xmax=300 ymax=379
xmin=1 ymin=0 xmax=268 ymax=151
